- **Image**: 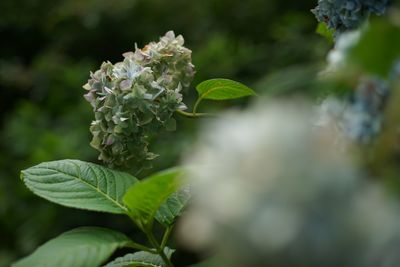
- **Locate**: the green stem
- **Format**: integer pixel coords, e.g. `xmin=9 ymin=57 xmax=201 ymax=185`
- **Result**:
xmin=161 ymin=226 xmax=173 ymax=249
xmin=145 ymin=231 xmax=174 ymax=267
xmin=192 ymin=97 xmax=202 ymax=114
xmin=175 ymin=109 xmax=214 ymax=118
xmin=127 ymin=213 xmax=174 ymax=266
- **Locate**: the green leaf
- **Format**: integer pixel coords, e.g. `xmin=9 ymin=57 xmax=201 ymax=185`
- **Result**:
xmin=103 ymin=248 xmax=174 ymax=267
xmin=316 ymin=22 xmax=334 ymax=44
xmin=196 ymin=79 xmax=255 ymax=101
xmin=155 ymin=187 xmax=191 ymax=226
xmin=349 ymin=18 xmax=400 ymax=76
xmin=21 ymin=160 xmax=138 ymax=214
xmin=123 ymin=168 xmax=184 ymax=227
xmin=12 ymin=227 xmax=131 ymax=267
xmin=254 ymin=65 xmax=320 ymax=96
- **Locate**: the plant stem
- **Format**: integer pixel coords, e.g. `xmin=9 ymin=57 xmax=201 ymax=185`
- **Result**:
xmin=175 ymin=109 xmax=214 ymax=118
xmin=161 ymin=226 xmax=173 ymax=249
xmin=127 ymin=210 xmax=174 ymax=266
xmin=145 ymin=230 xmax=174 ymax=267
xmin=192 ymin=97 xmax=202 ymax=114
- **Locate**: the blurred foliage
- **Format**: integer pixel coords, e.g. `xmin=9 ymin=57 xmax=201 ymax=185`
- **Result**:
xmin=349 ymin=17 xmax=400 ymax=77
xmin=0 ymin=0 xmax=329 ymax=266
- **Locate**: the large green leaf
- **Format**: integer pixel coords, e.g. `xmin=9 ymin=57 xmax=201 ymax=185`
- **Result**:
xmin=123 ymin=168 xmax=184 ymax=227
xmin=196 ymin=79 xmax=255 ymax=101
xmin=21 ymin=160 xmax=138 ymax=214
xmin=155 ymin=187 xmax=191 ymax=226
xmin=12 ymin=227 xmax=131 ymax=267
xmin=103 ymin=248 xmax=174 ymax=267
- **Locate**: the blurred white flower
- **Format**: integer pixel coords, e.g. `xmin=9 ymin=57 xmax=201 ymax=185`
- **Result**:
xmin=323 ymin=29 xmax=361 ymax=74
xmin=178 ymin=100 xmax=400 ymax=267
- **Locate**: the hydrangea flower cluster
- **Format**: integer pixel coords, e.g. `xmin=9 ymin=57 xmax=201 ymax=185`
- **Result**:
xmin=343 ymin=76 xmax=389 ymax=143
xmin=83 ymin=31 xmax=195 ymax=170
xmin=312 ymin=0 xmax=389 ymax=34
xmin=318 ymin=61 xmax=400 ymax=144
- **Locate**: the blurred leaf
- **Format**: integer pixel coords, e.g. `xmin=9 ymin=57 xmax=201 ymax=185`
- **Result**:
xmin=21 ymin=160 xmax=138 ymax=214
xmin=196 ymin=79 xmax=256 ymax=100
xmin=349 ymin=18 xmax=400 ymax=77
xmin=316 ymin=22 xmax=334 ymax=44
xmin=155 ymin=187 xmax=191 ymax=226
xmin=103 ymin=247 xmax=174 ymax=267
xmin=123 ymin=168 xmax=184 ymax=227
xmin=12 ymin=227 xmax=131 ymax=267
xmin=165 ymin=118 xmax=177 ymax=132
xmin=254 ymin=65 xmax=320 ymax=96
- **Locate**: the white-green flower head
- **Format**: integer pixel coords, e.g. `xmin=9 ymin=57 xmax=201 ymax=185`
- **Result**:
xmin=83 ymin=31 xmax=195 ymax=170
xmin=127 ymin=31 xmax=195 ymax=91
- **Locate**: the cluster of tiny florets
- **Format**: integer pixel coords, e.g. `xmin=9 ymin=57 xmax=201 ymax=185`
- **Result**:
xmin=343 ymin=76 xmax=390 ymax=143
xmin=339 ymin=60 xmax=400 ymax=143
xmin=318 ymin=61 xmax=400 ymax=144
xmin=83 ymin=31 xmax=195 ymax=170
xmin=312 ymin=0 xmax=389 ymax=34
